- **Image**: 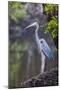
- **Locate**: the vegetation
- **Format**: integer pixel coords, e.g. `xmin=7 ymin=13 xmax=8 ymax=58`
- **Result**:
xmin=44 ymin=4 xmax=58 ymax=15
xmin=8 ymin=2 xmax=27 ymax=21
xmin=45 ymin=16 xmax=58 ymax=39
xmin=8 ymin=2 xmax=28 ymax=87
xmin=44 ymin=4 xmax=58 ymax=39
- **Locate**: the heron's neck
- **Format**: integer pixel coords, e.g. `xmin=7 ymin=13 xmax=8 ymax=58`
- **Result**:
xmin=35 ymin=23 xmax=39 ymax=33
xmin=35 ymin=23 xmax=40 ymax=43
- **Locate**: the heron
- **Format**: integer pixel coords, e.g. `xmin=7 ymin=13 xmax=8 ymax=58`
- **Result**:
xmin=25 ymin=22 xmax=54 ymax=74
xmin=9 ymin=21 xmax=54 ymax=74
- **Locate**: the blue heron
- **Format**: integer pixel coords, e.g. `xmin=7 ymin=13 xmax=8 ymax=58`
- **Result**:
xmin=9 ymin=21 xmax=54 ymax=75
xmin=25 ymin=22 xmax=54 ymax=73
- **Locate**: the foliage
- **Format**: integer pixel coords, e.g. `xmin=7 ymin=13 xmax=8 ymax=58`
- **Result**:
xmin=8 ymin=2 xmax=28 ymax=87
xmin=9 ymin=41 xmax=27 ymax=87
xmin=44 ymin=4 xmax=58 ymax=14
xmin=8 ymin=2 xmax=24 ymax=9
xmin=45 ymin=16 xmax=58 ymax=39
xmin=44 ymin=4 xmax=58 ymax=39
xmin=8 ymin=2 xmax=27 ymax=21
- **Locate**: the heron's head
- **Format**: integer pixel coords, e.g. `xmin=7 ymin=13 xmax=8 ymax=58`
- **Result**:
xmin=25 ymin=22 xmax=39 ymax=29
xmin=39 ymin=38 xmax=54 ymax=60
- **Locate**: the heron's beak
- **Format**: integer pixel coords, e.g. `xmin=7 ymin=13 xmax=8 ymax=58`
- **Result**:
xmin=25 ymin=22 xmax=38 ymax=29
xmin=41 ymin=41 xmax=54 ymax=60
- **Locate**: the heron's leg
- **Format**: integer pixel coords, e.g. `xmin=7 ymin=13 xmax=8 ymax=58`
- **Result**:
xmin=40 ymin=52 xmax=45 ymax=74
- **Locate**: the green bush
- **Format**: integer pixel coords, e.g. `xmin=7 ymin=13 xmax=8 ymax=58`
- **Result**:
xmin=44 ymin=4 xmax=58 ymax=39
xmin=44 ymin=4 xmax=58 ymax=14
xmin=45 ymin=16 xmax=58 ymax=39
xmin=8 ymin=2 xmax=27 ymax=21
xmin=8 ymin=2 xmax=24 ymax=9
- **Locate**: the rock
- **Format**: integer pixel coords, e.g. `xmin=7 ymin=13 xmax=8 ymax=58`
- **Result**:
xmin=21 ymin=67 xmax=58 ymax=88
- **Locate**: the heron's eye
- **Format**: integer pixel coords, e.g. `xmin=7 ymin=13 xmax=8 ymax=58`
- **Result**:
xmin=41 ymin=41 xmax=43 ymax=43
